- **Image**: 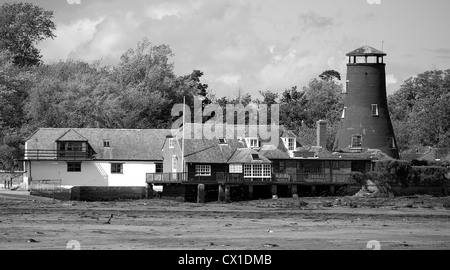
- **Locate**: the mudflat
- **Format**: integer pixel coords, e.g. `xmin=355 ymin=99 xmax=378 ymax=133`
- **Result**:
xmin=1 ymin=190 xmax=449 ymax=250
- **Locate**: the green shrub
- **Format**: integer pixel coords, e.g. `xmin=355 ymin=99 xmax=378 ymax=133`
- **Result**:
xmin=373 ymin=160 xmax=411 ymax=187
xmin=408 ymin=166 xmax=447 ymax=187
xmin=350 ymin=172 xmax=366 ymax=185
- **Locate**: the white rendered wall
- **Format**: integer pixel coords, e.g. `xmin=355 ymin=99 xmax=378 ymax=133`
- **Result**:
xmin=29 ymin=161 xmax=156 ymax=187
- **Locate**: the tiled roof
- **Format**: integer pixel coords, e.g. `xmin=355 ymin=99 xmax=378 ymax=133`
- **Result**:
xmin=26 ymin=128 xmax=172 ymax=160
xmin=183 ymin=138 xmax=245 ymax=163
xmin=228 ymin=148 xmax=271 ymax=164
xmin=56 ymin=129 xmax=88 ymax=141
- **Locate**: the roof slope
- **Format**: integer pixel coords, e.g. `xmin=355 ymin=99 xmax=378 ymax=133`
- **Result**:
xmin=347 ymin=45 xmax=386 ymax=56
xmin=228 ymin=148 xmax=271 ymax=164
xmin=27 ymin=128 xmax=173 ymax=160
xmin=183 ymin=138 xmax=245 ymax=163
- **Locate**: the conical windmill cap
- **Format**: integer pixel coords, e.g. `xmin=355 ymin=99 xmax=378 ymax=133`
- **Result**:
xmin=346 ymin=45 xmax=387 ymax=56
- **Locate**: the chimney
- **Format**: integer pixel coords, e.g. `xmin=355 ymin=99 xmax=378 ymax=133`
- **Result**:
xmin=316 ymin=120 xmax=327 ymax=148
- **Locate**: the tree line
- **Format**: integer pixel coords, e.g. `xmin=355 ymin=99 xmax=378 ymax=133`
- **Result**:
xmin=1 ymin=2 xmax=449 ymax=170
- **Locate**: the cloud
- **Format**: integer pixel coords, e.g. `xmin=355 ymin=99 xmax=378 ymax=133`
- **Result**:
xmin=67 ymin=0 xmax=81 ymax=5
xmin=386 ymin=74 xmax=398 ymax=86
xmin=366 ymin=0 xmax=381 ymax=4
xmin=37 ymin=17 xmax=104 ymax=62
xmin=298 ymin=11 xmax=335 ymax=33
xmin=428 ymin=48 xmax=450 ymax=55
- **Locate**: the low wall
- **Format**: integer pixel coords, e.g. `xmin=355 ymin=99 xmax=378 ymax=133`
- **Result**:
xmin=31 ymin=186 xmax=146 ymax=201
xmin=391 ymin=186 xmax=446 ymax=196
xmin=161 ymin=185 xmax=189 ymax=202
xmin=30 ymin=188 xmax=72 ymax=201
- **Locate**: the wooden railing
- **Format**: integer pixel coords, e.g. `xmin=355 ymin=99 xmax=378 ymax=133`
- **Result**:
xmin=146 ymin=172 xmax=354 ymax=184
xmin=24 ymin=149 xmax=95 ymax=160
xmin=146 ymin=172 xmax=271 ymax=184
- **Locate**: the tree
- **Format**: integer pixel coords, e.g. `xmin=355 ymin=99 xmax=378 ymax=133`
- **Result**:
xmin=319 ymin=70 xmax=341 ymax=81
xmin=0 ymin=50 xmax=33 ymax=170
xmin=0 ymin=2 xmax=56 ymax=66
xmin=388 ymin=69 xmax=450 ymax=151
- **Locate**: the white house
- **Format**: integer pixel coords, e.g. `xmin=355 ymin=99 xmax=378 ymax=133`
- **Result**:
xmin=23 ymin=128 xmax=172 ymax=190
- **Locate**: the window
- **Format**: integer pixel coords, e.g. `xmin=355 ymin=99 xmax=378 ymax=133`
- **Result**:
xmin=278 ymin=161 xmax=285 ymax=172
xmin=219 ymin=138 xmax=227 ymax=144
xmin=172 ymin=156 xmax=177 ymax=172
xmin=67 ymin=162 xmax=81 ymax=172
xmin=253 ymin=164 xmax=262 ymax=177
xmin=229 ymin=164 xmax=243 ymax=173
xmin=169 ymin=138 xmax=175 ymax=149
xmin=263 ymin=164 xmax=271 ymax=177
xmin=244 ymin=164 xmax=252 ymax=177
xmin=196 ymin=165 xmax=211 ymax=176
xmin=103 ymin=140 xmax=110 ymax=147
xmin=245 ymin=138 xmax=259 ymax=148
xmin=390 ymin=137 xmax=396 ymax=149
xmin=371 ymin=104 xmax=379 ymax=116
xmin=251 ymin=154 xmax=260 ymax=160
xmin=111 ymin=163 xmax=123 ymax=174
xmin=332 ymin=161 xmax=340 ymax=170
xmin=59 ymin=142 xmax=84 ymax=152
xmin=156 ymin=163 xmax=163 ymax=173
xmin=344 ymin=80 xmax=349 ymax=94
xmin=351 ymin=135 xmax=362 ymax=148
xmin=288 ymin=138 xmax=295 ymax=151
xmin=341 ymin=107 xmax=346 ymax=119
xmin=243 ymin=164 xmax=271 ymax=178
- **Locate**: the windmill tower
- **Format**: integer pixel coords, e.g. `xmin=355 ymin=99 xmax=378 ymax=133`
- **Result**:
xmin=333 ymin=45 xmax=399 ymax=159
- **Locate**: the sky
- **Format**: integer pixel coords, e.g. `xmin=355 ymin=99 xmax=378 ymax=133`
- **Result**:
xmin=3 ymin=0 xmax=450 ymax=98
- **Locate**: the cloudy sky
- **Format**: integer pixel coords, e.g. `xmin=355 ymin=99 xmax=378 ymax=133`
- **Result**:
xmin=5 ymin=0 xmax=449 ymax=98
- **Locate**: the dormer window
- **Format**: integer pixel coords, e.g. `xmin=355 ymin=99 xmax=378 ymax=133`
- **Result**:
xmin=219 ymin=138 xmax=227 ymax=144
xmin=103 ymin=140 xmax=110 ymax=147
xmin=251 ymin=154 xmax=260 ymax=160
xmin=245 ymin=138 xmax=259 ymax=148
xmin=283 ymin=137 xmax=295 ymax=151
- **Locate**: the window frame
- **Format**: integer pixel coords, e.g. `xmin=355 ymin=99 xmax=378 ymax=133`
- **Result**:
xmin=67 ymin=162 xmax=81 ymax=172
xmin=156 ymin=163 xmax=163 ymax=173
xmin=288 ymin=138 xmax=295 ymax=151
xmin=229 ymin=164 xmax=243 ymax=173
xmin=111 ymin=163 xmax=123 ymax=174
xmin=245 ymin=138 xmax=259 ymax=148
xmin=351 ymin=134 xmax=363 ymax=148
xmin=371 ymin=104 xmax=379 ymax=116
xmin=172 ymin=155 xmax=177 ymax=172
xmin=243 ymin=164 xmax=271 ymax=178
xmin=195 ymin=165 xmax=211 ymax=176
xmin=103 ymin=140 xmax=110 ymax=147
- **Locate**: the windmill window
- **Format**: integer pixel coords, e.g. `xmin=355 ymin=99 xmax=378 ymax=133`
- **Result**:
xmin=351 ymin=135 xmax=362 ymax=148
xmin=341 ymin=107 xmax=347 ymax=119
xmin=103 ymin=140 xmax=110 ymax=147
xmin=371 ymin=104 xmax=379 ymax=116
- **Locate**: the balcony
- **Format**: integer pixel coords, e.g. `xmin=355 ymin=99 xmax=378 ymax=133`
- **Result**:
xmin=146 ymin=172 xmax=272 ymax=184
xmin=24 ymin=149 xmax=96 ymax=160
